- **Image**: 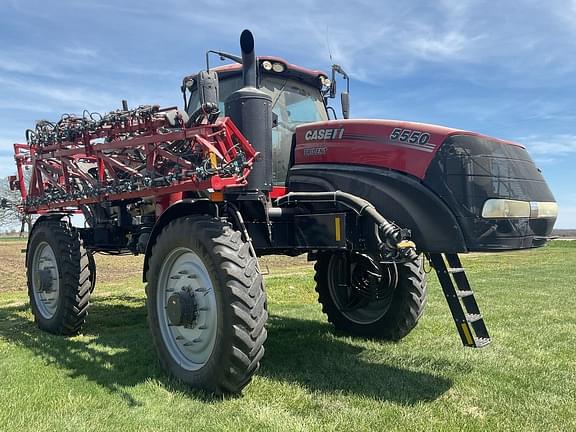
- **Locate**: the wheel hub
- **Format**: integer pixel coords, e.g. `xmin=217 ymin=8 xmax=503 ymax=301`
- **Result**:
xmin=31 ymin=241 xmax=60 ymax=319
xmin=350 ymin=254 xmax=397 ymax=301
xmin=38 ymin=269 xmax=54 ymax=292
xmin=327 ymin=252 xmax=398 ymax=324
xmin=166 ymin=290 xmax=198 ymax=327
xmin=157 ymin=247 xmax=218 ymax=371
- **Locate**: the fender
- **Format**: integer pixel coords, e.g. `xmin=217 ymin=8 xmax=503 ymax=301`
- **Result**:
xmin=287 ymin=164 xmax=467 ymax=253
xmin=142 ymin=199 xmax=218 ymax=282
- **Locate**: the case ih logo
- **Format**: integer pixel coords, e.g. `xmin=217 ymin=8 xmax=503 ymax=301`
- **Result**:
xmin=304 ymin=128 xmax=345 ymax=141
xmin=303 ymin=146 xmax=327 ymax=156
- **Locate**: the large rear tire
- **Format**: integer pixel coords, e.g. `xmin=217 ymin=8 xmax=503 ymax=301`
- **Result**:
xmin=315 ymin=252 xmax=427 ymax=340
xmin=27 ymin=219 xmax=93 ymax=335
xmin=145 ymin=216 xmax=267 ymax=394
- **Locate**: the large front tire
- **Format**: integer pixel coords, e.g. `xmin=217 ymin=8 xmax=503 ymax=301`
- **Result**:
xmin=27 ymin=219 xmax=93 ymax=335
xmin=315 ymin=252 xmax=427 ymax=340
xmin=146 ymin=216 xmax=267 ymax=394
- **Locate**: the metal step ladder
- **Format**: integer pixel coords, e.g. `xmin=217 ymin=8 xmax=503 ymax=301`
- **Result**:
xmin=428 ymin=253 xmax=491 ymax=348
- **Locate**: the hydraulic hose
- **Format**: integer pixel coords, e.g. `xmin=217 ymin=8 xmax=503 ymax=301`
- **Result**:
xmin=274 ymin=191 xmax=418 ymax=261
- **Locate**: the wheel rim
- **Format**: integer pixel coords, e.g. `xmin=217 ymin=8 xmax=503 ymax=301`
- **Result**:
xmin=31 ymin=241 xmax=60 ymax=319
xmin=157 ymin=247 xmax=217 ymax=371
xmin=327 ymin=253 xmax=398 ymax=325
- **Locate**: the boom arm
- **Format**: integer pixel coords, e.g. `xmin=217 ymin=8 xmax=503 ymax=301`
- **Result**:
xmin=13 ymin=105 xmax=258 ymax=213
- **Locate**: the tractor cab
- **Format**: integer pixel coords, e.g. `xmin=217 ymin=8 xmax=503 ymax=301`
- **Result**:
xmin=182 ymin=58 xmax=330 ymax=185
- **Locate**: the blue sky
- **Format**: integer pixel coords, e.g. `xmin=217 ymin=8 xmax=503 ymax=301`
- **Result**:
xmin=1 ymin=0 xmax=575 ymax=227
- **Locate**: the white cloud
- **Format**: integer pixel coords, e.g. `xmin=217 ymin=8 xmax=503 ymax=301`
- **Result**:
xmin=0 ymin=58 xmax=36 ymax=74
xmin=406 ymin=31 xmax=470 ymax=59
xmin=517 ymin=134 xmax=576 ymax=155
xmin=0 ymin=76 xmax=120 ymax=113
xmin=63 ymin=47 xmax=99 ymax=58
xmin=0 ymin=99 xmax=54 ymax=113
xmin=4 ymin=1 xmax=574 ymax=88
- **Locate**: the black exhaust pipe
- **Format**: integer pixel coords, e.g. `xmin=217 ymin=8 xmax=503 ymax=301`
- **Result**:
xmin=225 ymin=30 xmax=273 ymax=192
xmin=240 ymin=30 xmax=257 ymax=88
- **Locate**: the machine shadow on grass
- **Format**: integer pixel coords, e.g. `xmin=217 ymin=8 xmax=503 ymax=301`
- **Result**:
xmin=262 ymin=315 xmax=454 ymax=404
xmin=0 ymin=294 xmax=453 ymax=404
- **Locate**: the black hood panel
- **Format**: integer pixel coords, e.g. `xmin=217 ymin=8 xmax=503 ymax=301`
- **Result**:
xmin=424 ymin=134 xmax=556 ymax=251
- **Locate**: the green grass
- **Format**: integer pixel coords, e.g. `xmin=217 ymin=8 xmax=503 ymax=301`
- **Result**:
xmin=0 ymin=236 xmax=26 ymax=241
xmin=0 ymin=242 xmax=575 ymax=431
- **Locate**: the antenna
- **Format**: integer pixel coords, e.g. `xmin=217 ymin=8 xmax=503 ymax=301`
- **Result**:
xmin=325 ymin=25 xmax=334 ymax=63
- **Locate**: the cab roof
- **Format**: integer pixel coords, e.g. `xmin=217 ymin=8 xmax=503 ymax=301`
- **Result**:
xmin=182 ymin=56 xmax=329 ymax=89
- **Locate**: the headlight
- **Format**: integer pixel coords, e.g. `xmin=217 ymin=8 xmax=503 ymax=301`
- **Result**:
xmin=261 ymin=60 xmax=273 ymax=71
xmin=481 ymin=199 xmax=558 ymax=219
xmin=319 ymin=76 xmax=331 ymax=88
xmin=482 ymin=199 xmax=530 ymax=218
xmin=530 ymin=201 xmax=558 ymax=218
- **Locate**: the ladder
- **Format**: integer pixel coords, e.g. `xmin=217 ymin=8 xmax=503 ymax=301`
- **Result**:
xmin=428 ymin=253 xmax=491 ymax=348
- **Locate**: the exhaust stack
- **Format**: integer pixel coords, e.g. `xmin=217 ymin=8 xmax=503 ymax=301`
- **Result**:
xmin=225 ymin=30 xmax=273 ymax=192
xmin=240 ymin=30 xmax=257 ymax=88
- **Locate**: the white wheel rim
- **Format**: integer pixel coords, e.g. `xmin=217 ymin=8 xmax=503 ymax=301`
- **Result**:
xmin=157 ymin=247 xmax=217 ymax=371
xmin=31 ymin=241 xmax=60 ymax=319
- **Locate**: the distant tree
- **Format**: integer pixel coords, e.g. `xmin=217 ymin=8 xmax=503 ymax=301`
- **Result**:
xmin=0 ymin=175 xmax=30 ymax=235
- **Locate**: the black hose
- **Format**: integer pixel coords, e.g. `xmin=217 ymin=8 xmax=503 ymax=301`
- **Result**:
xmin=275 ymin=191 xmax=418 ymax=260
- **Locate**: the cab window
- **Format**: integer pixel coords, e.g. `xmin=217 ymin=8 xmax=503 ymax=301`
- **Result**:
xmin=187 ymin=74 xmax=327 ymax=185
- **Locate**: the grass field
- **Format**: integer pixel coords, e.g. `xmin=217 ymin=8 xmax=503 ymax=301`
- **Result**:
xmin=0 ymin=239 xmax=574 ymax=431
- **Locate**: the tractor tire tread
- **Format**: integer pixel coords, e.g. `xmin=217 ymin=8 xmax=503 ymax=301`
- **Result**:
xmin=27 ymin=219 xmax=93 ymax=336
xmin=314 ymin=253 xmax=427 ymax=341
xmin=146 ymin=215 xmax=267 ymax=394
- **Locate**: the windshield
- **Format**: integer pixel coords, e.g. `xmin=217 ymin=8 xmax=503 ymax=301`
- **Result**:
xmin=261 ymin=77 xmax=327 ymax=184
xmin=188 ymin=75 xmax=328 ymax=185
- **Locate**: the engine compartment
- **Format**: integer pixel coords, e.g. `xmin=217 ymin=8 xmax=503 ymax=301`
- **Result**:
xmin=293 ymin=120 xmax=557 ymax=251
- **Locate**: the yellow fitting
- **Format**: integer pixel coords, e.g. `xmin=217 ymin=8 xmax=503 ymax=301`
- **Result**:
xmin=209 ymin=152 xmax=218 ymax=169
xmin=396 ymin=240 xmax=416 ymax=249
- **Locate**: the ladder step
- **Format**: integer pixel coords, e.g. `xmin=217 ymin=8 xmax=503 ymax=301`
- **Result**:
xmin=466 ymin=313 xmax=483 ymax=323
xmin=429 ymin=253 xmax=491 ymax=348
xmin=474 ymin=337 xmax=492 ymax=348
xmin=448 ymin=267 xmax=465 ymax=274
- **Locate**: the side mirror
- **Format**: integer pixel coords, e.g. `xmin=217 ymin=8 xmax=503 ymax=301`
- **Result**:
xmin=187 ymin=70 xmax=220 ymax=126
xmin=341 ymin=92 xmax=350 ymax=119
xmin=197 ymin=70 xmax=219 ymax=106
xmin=272 ymin=112 xmax=278 ymax=128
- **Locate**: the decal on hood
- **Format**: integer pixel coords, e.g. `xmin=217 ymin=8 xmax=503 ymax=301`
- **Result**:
xmin=304 ymin=128 xmax=345 ymax=141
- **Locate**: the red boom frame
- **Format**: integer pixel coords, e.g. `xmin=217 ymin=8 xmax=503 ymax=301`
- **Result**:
xmin=13 ymin=106 xmax=258 ymax=214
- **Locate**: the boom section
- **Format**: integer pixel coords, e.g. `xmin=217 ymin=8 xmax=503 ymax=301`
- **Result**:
xmin=13 ymin=105 xmax=257 ymax=213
